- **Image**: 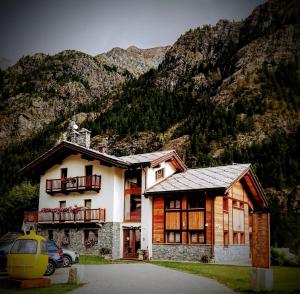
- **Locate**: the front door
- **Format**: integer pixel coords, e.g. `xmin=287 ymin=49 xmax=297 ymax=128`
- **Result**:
xmin=123 ymin=229 xmax=141 ymax=259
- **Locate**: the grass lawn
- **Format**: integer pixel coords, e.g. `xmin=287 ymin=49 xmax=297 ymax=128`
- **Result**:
xmin=150 ymin=261 xmax=300 ymax=293
xmin=0 ymin=283 xmax=81 ymax=294
xmin=79 ymin=254 xmax=112 ymax=264
xmin=79 ymin=254 xmax=139 ymax=265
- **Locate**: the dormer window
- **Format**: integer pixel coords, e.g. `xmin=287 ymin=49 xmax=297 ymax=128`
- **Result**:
xmin=155 ymin=168 xmax=164 ymax=181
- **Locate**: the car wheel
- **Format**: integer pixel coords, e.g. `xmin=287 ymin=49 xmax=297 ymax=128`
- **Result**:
xmin=63 ymin=255 xmax=72 ymax=267
xmin=44 ymin=260 xmax=56 ymax=276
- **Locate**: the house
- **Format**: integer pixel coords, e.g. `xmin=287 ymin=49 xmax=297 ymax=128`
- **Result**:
xmin=20 ymin=127 xmax=269 ymax=264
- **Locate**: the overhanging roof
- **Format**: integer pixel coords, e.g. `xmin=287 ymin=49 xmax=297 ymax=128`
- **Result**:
xmin=19 ymin=141 xmax=130 ymax=178
xmin=145 ymin=164 xmax=268 ymax=208
xmin=120 ymin=150 xmax=187 ymax=171
xmin=19 ymin=142 xmax=187 ymax=178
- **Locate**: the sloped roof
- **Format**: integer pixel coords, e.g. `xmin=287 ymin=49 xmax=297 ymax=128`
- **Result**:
xmin=146 ymin=164 xmax=251 ymax=194
xmin=146 ymin=163 xmax=268 ymax=208
xmin=120 ymin=150 xmax=187 ymax=171
xmin=19 ymin=140 xmax=129 ymax=178
xmin=19 ymin=141 xmax=186 ymax=178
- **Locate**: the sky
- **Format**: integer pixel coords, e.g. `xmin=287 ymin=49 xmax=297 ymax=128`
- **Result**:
xmin=0 ymin=0 xmax=265 ymax=64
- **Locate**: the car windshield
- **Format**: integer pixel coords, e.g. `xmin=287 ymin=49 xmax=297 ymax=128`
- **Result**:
xmin=10 ymin=239 xmax=37 ymax=254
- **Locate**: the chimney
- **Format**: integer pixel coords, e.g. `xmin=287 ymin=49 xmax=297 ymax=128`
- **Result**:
xmin=77 ymin=128 xmax=91 ymax=148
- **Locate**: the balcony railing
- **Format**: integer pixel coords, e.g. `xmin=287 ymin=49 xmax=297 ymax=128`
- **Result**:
xmin=46 ymin=175 xmax=101 ymax=195
xmin=124 ymin=210 xmax=141 ymax=222
xmin=24 ymin=208 xmax=106 ymax=224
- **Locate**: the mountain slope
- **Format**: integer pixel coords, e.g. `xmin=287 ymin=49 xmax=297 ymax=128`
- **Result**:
xmin=0 ymin=46 xmax=169 ymax=147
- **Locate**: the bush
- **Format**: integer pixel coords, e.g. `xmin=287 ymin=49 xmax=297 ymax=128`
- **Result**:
xmin=271 ymin=247 xmax=300 ymax=267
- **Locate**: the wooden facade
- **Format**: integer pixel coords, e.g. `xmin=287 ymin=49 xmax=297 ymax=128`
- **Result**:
xmin=152 ymin=180 xmax=258 ymax=249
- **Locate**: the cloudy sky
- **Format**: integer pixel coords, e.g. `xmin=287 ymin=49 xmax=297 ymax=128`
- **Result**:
xmin=0 ymin=0 xmax=265 ymax=63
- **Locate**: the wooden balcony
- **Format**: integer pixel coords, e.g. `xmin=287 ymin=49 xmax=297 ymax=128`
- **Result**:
xmin=46 ymin=175 xmax=101 ymax=195
xmin=24 ymin=208 xmax=106 ymax=224
xmin=124 ymin=211 xmax=141 ymax=222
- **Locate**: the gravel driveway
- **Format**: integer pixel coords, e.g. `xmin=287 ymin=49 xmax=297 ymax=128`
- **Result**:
xmin=50 ymin=263 xmax=234 ymax=294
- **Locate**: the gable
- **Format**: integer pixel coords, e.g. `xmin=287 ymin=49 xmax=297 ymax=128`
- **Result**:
xmin=19 ymin=141 xmax=129 ymax=180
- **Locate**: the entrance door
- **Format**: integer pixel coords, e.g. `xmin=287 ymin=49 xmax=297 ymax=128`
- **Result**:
xmin=85 ymin=199 xmax=91 ymax=221
xmin=123 ymin=229 xmax=141 ymax=259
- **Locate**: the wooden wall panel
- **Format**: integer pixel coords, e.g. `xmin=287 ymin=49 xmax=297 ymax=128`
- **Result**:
xmin=252 ymin=212 xmax=270 ymax=268
xmin=188 ymin=211 xmax=204 ymax=229
xmin=233 ymin=181 xmax=244 ymax=201
xmin=214 ymin=196 xmax=224 ymax=245
xmin=152 ymin=197 xmax=164 ymax=243
xmin=205 ymin=196 xmax=212 ymax=244
xmin=228 ymin=198 xmax=233 ymax=245
xmin=166 ymin=212 xmax=180 ymax=229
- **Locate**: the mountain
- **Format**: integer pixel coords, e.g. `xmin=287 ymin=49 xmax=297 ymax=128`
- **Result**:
xmin=0 ymin=57 xmax=12 ymax=70
xmin=0 ymin=0 xmax=299 ymax=247
xmin=0 ymin=46 xmax=169 ymax=146
xmin=97 ymin=45 xmax=170 ymax=79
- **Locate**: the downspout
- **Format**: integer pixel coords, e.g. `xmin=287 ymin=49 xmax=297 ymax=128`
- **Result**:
xmin=211 ymin=191 xmax=215 ymax=260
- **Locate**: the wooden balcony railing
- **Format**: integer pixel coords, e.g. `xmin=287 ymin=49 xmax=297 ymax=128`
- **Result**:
xmin=124 ymin=210 xmax=141 ymax=222
xmin=46 ymin=175 xmax=101 ymax=195
xmin=24 ymin=208 xmax=106 ymax=224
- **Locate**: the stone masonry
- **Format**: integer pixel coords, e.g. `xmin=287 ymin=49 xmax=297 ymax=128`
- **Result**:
xmin=152 ymin=244 xmax=213 ymax=262
xmin=213 ymin=245 xmax=250 ymax=264
xmin=39 ymin=222 xmax=121 ymax=258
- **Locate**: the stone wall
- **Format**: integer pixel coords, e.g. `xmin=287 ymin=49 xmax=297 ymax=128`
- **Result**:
xmin=213 ymin=245 xmax=250 ymax=265
xmin=152 ymin=244 xmax=213 ymax=261
xmin=38 ymin=222 xmax=121 ymax=258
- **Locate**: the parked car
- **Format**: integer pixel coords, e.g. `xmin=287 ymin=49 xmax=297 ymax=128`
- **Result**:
xmin=0 ymin=240 xmax=15 ymax=272
xmin=47 ymin=240 xmax=79 ymax=267
xmin=0 ymin=234 xmax=64 ymax=276
xmin=45 ymin=240 xmax=64 ymax=275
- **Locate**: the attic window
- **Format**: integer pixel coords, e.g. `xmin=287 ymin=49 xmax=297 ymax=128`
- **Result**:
xmin=155 ymin=168 xmax=164 ymax=181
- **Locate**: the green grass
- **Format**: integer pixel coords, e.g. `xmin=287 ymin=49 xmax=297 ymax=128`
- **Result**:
xmin=79 ymin=254 xmax=140 ymax=265
xmin=79 ymin=255 xmax=112 ymax=264
xmin=150 ymin=261 xmax=300 ymax=293
xmin=0 ymin=283 xmax=82 ymax=294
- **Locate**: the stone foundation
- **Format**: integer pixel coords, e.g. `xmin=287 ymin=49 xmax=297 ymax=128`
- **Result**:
xmin=152 ymin=244 xmax=213 ymax=261
xmin=213 ymin=245 xmax=250 ymax=265
xmin=152 ymin=244 xmax=250 ymax=264
xmin=38 ymin=222 xmax=121 ymax=258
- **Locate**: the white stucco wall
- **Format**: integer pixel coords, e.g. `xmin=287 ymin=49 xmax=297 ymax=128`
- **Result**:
xmin=146 ymin=161 xmax=177 ymax=189
xmin=39 ymin=154 xmax=124 ymax=222
xmin=141 ymin=162 xmax=177 ymax=257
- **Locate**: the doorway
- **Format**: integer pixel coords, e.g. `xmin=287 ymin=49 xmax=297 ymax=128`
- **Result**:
xmin=85 ymin=165 xmax=93 ymax=188
xmin=123 ymin=228 xmax=141 ymax=259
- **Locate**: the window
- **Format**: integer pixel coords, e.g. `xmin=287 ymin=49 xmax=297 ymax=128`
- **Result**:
xmin=155 ymin=168 xmax=164 ymax=181
xmin=84 ymin=229 xmax=98 ymax=248
xmin=224 ymin=231 xmax=229 ymax=247
xmin=188 ymin=195 xmax=205 ymax=209
xmin=240 ymin=233 xmax=245 ymax=244
xmin=167 ymin=231 xmax=181 ymax=243
xmin=124 ymin=194 xmax=141 ymax=221
xmin=223 ymin=197 xmax=228 ymax=211
xmin=233 ymin=232 xmax=238 ymax=244
xmin=60 ymin=201 xmax=66 ymax=208
xmin=190 ymin=231 xmax=205 ymax=244
xmin=166 ymin=197 xmax=181 ymax=209
xmin=10 ymin=239 xmax=37 ymax=254
xmin=40 ymin=240 xmax=47 ymax=254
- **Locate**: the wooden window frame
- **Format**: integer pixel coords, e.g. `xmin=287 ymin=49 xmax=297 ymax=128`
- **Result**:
xmin=155 ymin=168 xmax=165 ymax=181
xmin=164 ymin=195 xmax=206 ymax=244
xmin=166 ymin=231 xmax=181 ymax=243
